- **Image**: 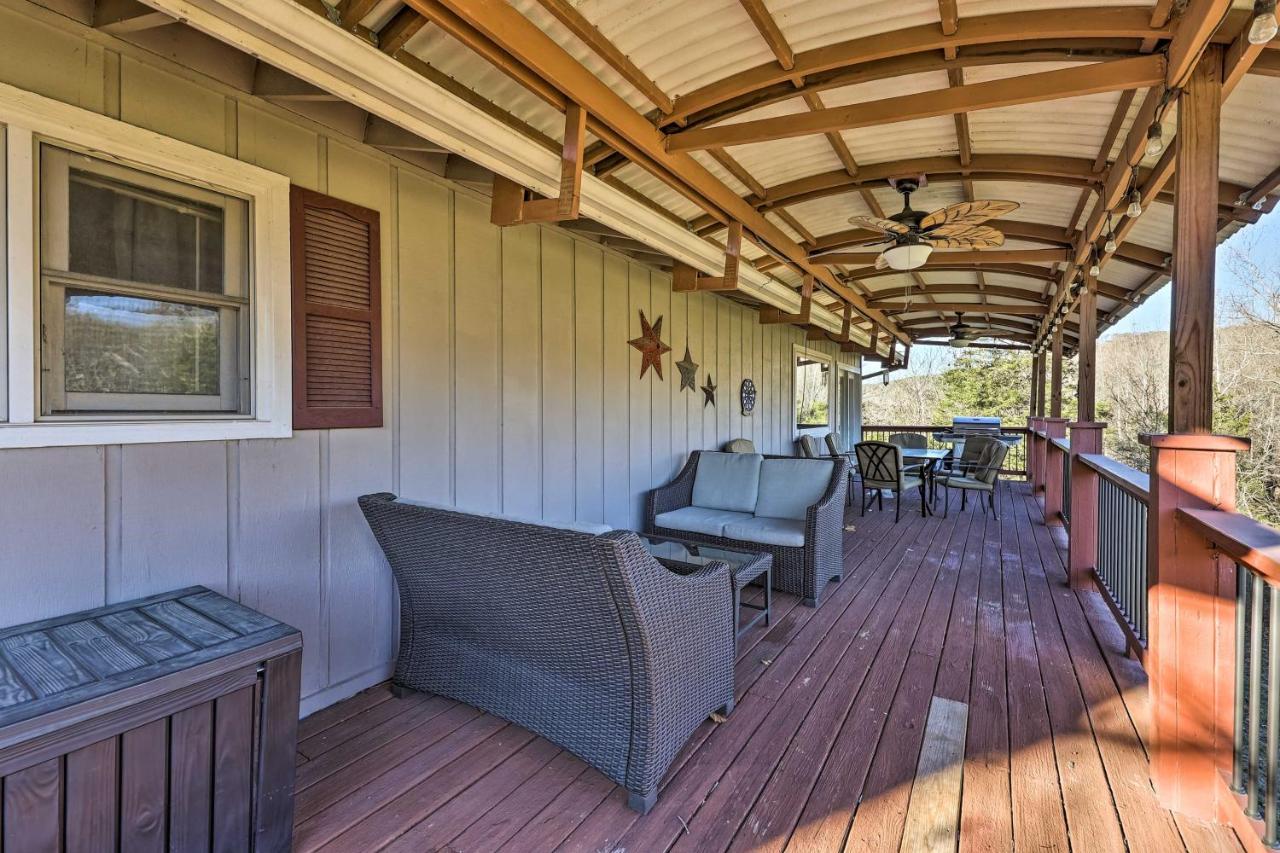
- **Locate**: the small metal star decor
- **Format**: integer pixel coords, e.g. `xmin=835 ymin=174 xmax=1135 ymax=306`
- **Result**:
xmin=628 ymin=310 xmax=671 ymax=380
xmin=701 ymin=373 xmax=717 ymax=407
xmin=676 ymin=345 xmax=699 ymax=392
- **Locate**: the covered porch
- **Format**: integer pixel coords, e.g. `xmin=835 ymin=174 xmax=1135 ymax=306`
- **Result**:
xmin=0 ymin=0 xmax=1276 ymax=851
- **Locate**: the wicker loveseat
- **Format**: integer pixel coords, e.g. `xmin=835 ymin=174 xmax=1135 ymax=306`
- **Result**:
xmin=645 ymin=451 xmax=849 ymax=606
xmin=357 ymin=493 xmax=735 ymax=814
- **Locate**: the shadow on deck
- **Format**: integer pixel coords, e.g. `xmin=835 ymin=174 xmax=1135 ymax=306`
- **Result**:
xmin=290 ymin=482 xmax=1242 ymax=852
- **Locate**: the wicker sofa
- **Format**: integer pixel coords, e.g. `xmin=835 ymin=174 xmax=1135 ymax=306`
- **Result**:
xmin=357 ymin=493 xmax=735 ymax=814
xmin=645 ymin=451 xmax=849 ymax=606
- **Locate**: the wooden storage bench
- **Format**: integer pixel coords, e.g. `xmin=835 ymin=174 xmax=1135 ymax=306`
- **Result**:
xmin=0 ymin=586 xmax=302 ymax=852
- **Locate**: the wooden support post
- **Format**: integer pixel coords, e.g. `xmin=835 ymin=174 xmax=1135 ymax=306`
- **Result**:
xmin=1078 ymin=275 xmax=1098 ymax=422
xmin=1042 ymin=417 xmax=1069 ymax=524
xmin=1035 ymin=352 xmax=1047 ymax=417
xmin=1029 ymin=352 xmax=1041 ymax=424
xmin=1144 ymin=433 xmax=1248 ymax=819
xmin=760 ymin=276 xmax=814 ymax=324
xmin=491 ymin=103 xmax=587 ymax=225
xmin=1050 ymin=326 xmax=1064 ymax=418
xmin=1067 ymin=421 xmax=1106 ymax=589
xmin=672 ymin=222 xmax=743 ymax=292
xmin=1169 ymin=45 xmax=1222 ymax=435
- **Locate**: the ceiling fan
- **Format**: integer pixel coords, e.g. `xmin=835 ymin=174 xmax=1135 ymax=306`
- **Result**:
xmin=947 ymin=312 xmax=979 ymax=348
xmin=848 ymin=177 xmax=1019 ymax=271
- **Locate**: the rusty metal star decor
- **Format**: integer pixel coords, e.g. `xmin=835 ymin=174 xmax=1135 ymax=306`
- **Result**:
xmin=701 ymin=373 xmax=717 ymax=407
xmin=628 ymin=310 xmax=671 ymax=380
xmin=676 ymin=345 xmax=699 ymax=392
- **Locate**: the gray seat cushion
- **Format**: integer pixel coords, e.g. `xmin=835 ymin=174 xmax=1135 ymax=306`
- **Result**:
xmin=655 ymin=506 xmax=754 ymax=538
xmin=863 ymin=474 xmax=923 ymax=491
xmin=692 ymin=452 xmax=763 ymax=513
xmin=942 ymin=475 xmax=992 ymax=491
xmin=754 ymin=458 xmax=835 ymax=520
xmin=723 ymin=516 xmax=806 ymax=548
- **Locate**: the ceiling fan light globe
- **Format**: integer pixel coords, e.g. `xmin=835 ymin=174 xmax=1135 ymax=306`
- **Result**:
xmin=882 ymin=242 xmax=933 ymax=270
xmin=949 ymin=337 xmax=971 ymax=349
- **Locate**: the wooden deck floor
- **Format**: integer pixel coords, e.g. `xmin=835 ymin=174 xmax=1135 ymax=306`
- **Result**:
xmin=290 ymin=482 xmax=1243 ymax=852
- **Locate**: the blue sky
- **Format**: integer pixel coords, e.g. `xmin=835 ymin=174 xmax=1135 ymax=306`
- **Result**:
xmin=895 ymin=205 xmax=1280 ymax=376
xmin=1104 ymin=206 xmax=1280 ymax=338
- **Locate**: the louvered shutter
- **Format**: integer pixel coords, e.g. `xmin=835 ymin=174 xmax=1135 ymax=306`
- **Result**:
xmin=290 ymin=186 xmax=383 ymax=429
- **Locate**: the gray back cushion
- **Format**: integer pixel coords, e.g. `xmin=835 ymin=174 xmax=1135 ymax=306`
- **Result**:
xmin=755 ymin=458 xmax=835 ymax=520
xmin=692 ymin=452 xmax=763 ymax=513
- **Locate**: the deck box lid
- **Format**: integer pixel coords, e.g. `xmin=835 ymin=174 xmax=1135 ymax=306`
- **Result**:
xmin=0 ymin=586 xmax=300 ymax=742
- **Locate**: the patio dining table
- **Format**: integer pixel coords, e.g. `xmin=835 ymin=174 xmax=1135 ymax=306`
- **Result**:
xmin=900 ymin=447 xmax=952 ymax=506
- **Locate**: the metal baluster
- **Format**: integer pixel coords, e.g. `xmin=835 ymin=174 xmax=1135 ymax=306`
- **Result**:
xmin=1250 ymin=571 xmax=1267 ymax=817
xmin=1235 ymin=564 xmax=1250 ymax=793
xmin=1267 ymin=582 xmax=1280 ymax=844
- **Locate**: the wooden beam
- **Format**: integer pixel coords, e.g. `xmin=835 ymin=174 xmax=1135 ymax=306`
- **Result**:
xmin=1166 ymin=0 xmax=1233 ymax=87
xmin=707 ymin=148 xmax=768 ymax=199
xmin=531 ymin=0 xmax=674 ymax=113
xmin=1050 ymin=326 xmax=1064 ymax=417
xmin=666 ymin=55 xmax=1165 ymax=151
xmin=877 ymin=302 xmax=1048 ymax=315
xmin=424 ymin=0 xmax=911 ymax=344
xmin=821 ymin=248 xmax=1070 ymax=267
xmin=340 ymin=0 xmax=382 ymax=29
xmin=866 ymin=284 xmax=1051 ymax=304
xmin=938 ymin=0 xmax=959 ymax=36
xmin=378 ymin=7 xmax=430 ymax=54
xmin=760 ymin=277 xmax=814 ymax=324
xmin=1077 ymin=274 xmax=1098 ymax=421
xmin=673 ymin=222 xmax=743 ymax=292
xmin=667 ymin=8 xmax=1172 ymax=123
xmin=852 ymin=263 xmax=1058 ymax=282
xmin=1168 ymin=45 xmax=1222 ymax=436
xmin=94 ymin=0 xmax=173 ymax=33
xmin=490 ymin=103 xmax=587 ymax=224
xmin=739 ymin=0 xmax=795 ymax=71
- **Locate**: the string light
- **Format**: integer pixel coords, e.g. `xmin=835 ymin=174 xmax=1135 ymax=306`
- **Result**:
xmin=1088 ymin=248 xmax=1101 ymax=278
xmin=1104 ymin=214 xmax=1117 ymax=253
xmin=1250 ymin=0 xmax=1278 ymax=44
xmin=1126 ymin=187 xmax=1143 ymax=219
xmin=1145 ymin=121 xmax=1163 ymax=157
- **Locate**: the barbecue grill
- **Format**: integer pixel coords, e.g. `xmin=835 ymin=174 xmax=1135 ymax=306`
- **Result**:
xmin=931 ymin=416 xmax=1023 ymax=453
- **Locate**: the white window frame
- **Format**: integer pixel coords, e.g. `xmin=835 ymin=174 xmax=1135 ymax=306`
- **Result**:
xmin=792 ymin=344 xmax=835 ymax=436
xmin=0 ymin=81 xmax=292 ymax=448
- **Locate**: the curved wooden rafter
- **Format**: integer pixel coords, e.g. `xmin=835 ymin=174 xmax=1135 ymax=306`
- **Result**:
xmin=670 ymin=43 xmax=1156 ymax=131
xmin=664 ymin=8 xmax=1174 ymax=124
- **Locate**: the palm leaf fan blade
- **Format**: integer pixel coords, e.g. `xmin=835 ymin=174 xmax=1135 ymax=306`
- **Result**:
xmin=919 ymin=200 xmax=1019 ymax=231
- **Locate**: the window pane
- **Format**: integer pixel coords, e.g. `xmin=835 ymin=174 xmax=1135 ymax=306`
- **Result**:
xmin=795 ymin=356 xmax=830 ymax=427
xmin=66 ymin=169 xmax=226 ymax=294
xmin=61 ymin=291 xmax=225 ymax=398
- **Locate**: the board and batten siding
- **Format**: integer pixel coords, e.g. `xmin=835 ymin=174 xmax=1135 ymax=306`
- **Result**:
xmin=0 ymin=1 xmax=860 ymax=714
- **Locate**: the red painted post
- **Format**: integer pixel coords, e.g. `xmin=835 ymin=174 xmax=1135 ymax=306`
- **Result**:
xmin=1067 ymin=421 xmax=1105 ymax=590
xmin=1143 ymin=433 xmax=1249 ymax=820
xmin=1028 ymin=416 xmax=1043 ymax=491
xmin=1042 ymin=417 xmax=1068 ymax=524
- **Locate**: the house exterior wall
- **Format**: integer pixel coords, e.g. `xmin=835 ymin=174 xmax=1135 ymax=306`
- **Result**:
xmin=0 ymin=1 xmax=859 ymax=714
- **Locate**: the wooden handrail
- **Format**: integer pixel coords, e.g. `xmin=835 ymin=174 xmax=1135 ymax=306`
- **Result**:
xmin=1079 ymin=453 xmax=1149 ymax=502
xmin=862 ymin=424 xmax=1030 ymax=434
xmin=1050 ymin=437 xmax=1070 ymax=452
xmin=1177 ymin=507 xmax=1280 ymax=586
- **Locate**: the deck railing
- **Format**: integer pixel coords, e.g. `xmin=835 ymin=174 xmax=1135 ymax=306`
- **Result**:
xmin=1052 ymin=437 xmax=1071 ymax=528
xmin=1176 ymin=507 xmax=1280 ymax=847
xmin=1080 ymin=453 xmax=1150 ymax=653
xmin=861 ymin=424 xmax=1028 ymax=477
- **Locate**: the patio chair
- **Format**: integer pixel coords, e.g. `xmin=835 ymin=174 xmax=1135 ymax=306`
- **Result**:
xmin=357 ymin=493 xmax=736 ymax=814
xmin=824 ymin=431 xmax=854 ymax=458
xmin=796 ymin=434 xmax=821 ymax=458
xmin=887 ymin=432 xmax=927 ymax=450
xmin=886 ymin=431 xmax=927 ymax=475
xmin=854 ymin=441 xmax=928 ymax=522
xmin=936 ymin=438 xmax=1010 ymax=518
xmin=724 ymin=437 xmax=757 ymax=453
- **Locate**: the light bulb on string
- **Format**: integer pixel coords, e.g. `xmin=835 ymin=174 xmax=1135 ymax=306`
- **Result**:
xmin=1250 ymin=0 xmax=1278 ymax=44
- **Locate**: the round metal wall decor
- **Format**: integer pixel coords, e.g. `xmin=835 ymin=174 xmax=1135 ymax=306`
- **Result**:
xmin=740 ymin=378 xmax=757 ymax=416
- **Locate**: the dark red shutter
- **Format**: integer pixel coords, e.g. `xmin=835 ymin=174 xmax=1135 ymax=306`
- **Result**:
xmin=290 ymin=186 xmax=382 ymax=429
